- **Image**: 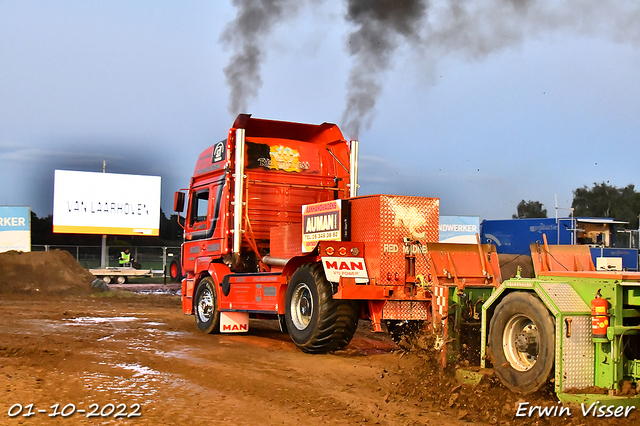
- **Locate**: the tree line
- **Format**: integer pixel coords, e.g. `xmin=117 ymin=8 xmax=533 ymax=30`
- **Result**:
xmin=30 ymin=209 xmax=184 ymax=246
xmin=514 ymin=182 xmax=640 ymax=229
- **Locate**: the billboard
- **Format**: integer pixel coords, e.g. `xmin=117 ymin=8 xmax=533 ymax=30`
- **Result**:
xmin=0 ymin=206 xmax=31 ymax=252
xmin=439 ymin=216 xmax=480 ymax=244
xmin=53 ymin=170 xmax=161 ymax=236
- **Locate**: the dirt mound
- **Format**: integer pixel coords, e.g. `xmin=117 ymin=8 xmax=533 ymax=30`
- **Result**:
xmin=0 ymin=250 xmax=96 ymax=295
xmin=498 ymin=253 xmax=535 ymax=279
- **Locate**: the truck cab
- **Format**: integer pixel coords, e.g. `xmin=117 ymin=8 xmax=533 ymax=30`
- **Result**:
xmin=175 ymin=115 xmax=356 ymax=331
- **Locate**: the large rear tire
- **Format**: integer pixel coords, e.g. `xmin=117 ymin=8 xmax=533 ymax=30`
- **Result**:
xmin=194 ymin=277 xmax=220 ymax=334
xmin=488 ymin=292 xmax=555 ymax=394
xmin=285 ymin=263 xmax=359 ymax=353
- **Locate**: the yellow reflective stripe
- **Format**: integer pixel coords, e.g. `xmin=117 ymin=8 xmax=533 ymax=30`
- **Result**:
xmin=53 ymin=225 xmax=159 ymax=236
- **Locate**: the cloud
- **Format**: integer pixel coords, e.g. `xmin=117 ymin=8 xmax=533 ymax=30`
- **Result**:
xmin=0 ymin=136 xmax=183 ymax=217
xmin=0 ymin=141 xmax=122 ymax=167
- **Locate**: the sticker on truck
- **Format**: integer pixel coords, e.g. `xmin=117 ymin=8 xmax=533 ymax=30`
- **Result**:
xmin=302 ymin=200 xmax=344 ymax=253
xmin=321 ymin=256 xmax=368 ymax=283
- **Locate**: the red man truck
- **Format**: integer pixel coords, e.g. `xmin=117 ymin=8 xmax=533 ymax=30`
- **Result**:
xmin=175 ymin=114 xmax=640 ymax=405
xmin=174 ymin=113 xmax=499 ymax=353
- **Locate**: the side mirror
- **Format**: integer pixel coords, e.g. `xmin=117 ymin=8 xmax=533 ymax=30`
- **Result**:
xmin=174 ymin=191 xmax=185 ymax=213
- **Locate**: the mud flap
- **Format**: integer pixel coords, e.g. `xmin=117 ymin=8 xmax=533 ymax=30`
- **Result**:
xmin=220 ymin=312 xmax=249 ymax=333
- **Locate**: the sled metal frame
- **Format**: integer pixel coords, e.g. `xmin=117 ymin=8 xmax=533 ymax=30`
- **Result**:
xmin=480 ymin=241 xmax=640 ymax=406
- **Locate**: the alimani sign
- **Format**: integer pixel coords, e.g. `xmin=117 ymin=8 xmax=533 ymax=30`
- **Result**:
xmin=53 ymin=170 xmax=161 ymax=236
xmin=301 ymin=199 xmax=345 ymax=253
xmin=0 ymin=206 xmax=31 ymax=252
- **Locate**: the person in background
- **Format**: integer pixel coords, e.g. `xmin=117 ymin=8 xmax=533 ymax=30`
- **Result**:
xmin=119 ymin=248 xmax=132 ymax=267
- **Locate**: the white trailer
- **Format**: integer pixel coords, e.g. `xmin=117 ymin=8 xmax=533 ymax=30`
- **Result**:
xmin=89 ymin=267 xmax=153 ymax=284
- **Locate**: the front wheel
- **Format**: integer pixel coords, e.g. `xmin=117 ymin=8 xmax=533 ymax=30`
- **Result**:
xmin=488 ymin=292 xmax=555 ymax=394
xmin=285 ymin=263 xmax=359 ymax=353
xmin=194 ymin=277 xmax=220 ymax=334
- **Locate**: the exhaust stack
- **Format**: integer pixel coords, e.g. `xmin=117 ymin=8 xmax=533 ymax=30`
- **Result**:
xmin=233 ymin=128 xmax=246 ymax=260
xmin=349 ymin=139 xmax=359 ymax=198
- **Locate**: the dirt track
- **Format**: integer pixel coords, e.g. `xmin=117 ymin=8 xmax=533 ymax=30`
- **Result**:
xmin=0 ymin=293 xmax=445 ymax=425
xmin=0 ymin=250 xmax=637 ymax=425
xmin=0 ymin=291 xmax=469 ymax=425
xmin=1 ymin=292 xmax=636 ymax=426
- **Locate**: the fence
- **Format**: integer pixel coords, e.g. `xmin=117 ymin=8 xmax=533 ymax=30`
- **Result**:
xmin=32 ymin=245 xmax=181 ymax=272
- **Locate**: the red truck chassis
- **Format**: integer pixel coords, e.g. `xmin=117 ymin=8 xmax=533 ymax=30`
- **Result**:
xmin=175 ymin=114 xmax=500 ymax=356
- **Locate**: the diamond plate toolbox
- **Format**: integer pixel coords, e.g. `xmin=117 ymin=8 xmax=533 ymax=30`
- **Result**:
xmin=383 ymin=300 xmax=431 ymax=320
xmin=350 ymin=194 xmax=439 ymax=283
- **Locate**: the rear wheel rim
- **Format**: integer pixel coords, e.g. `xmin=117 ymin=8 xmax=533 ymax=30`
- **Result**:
xmin=502 ymin=314 xmax=539 ymax=371
xmin=197 ymin=286 xmax=214 ymax=323
xmin=290 ymin=283 xmax=313 ymax=331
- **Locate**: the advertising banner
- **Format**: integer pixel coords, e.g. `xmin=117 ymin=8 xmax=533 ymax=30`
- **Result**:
xmin=439 ymin=216 xmax=480 ymax=244
xmin=53 ymin=170 xmax=161 ymax=236
xmin=301 ymin=200 xmax=343 ymax=253
xmin=0 ymin=206 xmax=31 ymax=252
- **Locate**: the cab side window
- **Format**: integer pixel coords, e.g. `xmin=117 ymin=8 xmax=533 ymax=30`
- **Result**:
xmin=190 ymin=189 xmax=209 ymax=225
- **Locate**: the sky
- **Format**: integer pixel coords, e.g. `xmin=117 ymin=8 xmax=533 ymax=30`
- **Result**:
xmin=1 ymin=0 xmax=639 ymax=222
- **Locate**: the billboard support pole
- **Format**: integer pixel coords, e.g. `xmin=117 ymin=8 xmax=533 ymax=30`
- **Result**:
xmin=101 ymin=161 xmax=107 ymax=269
xmin=101 ymin=236 xmax=107 ymax=268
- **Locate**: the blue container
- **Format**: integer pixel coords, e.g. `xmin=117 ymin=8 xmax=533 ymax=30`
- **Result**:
xmin=481 ymin=218 xmax=639 ymax=271
xmin=481 ymin=218 xmax=572 ymax=255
